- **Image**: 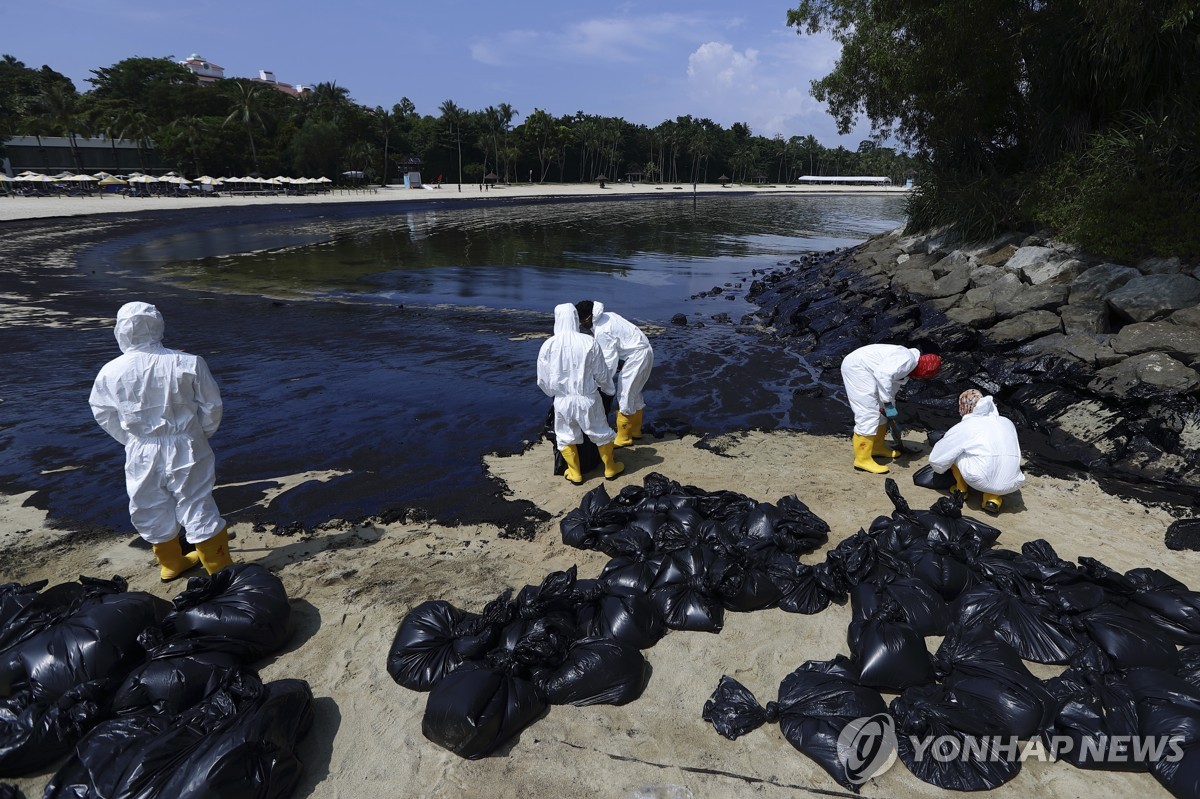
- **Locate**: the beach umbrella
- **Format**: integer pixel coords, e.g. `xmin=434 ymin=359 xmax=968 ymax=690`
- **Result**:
xmin=0 ymin=174 xmax=12 ymax=182
xmin=195 ymin=176 xmax=223 ymax=185
xmin=315 ymin=176 xmax=332 ymax=183
xmin=127 ymin=174 xmax=159 ymax=183
xmin=61 ymin=174 xmax=99 ymax=182
xmin=92 ymin=171 xmax=114 ymax=179
xmin=98 ymin=177 xmax=128 ymax=186
xmin=17 ymin=173 xmax=54 ymax=182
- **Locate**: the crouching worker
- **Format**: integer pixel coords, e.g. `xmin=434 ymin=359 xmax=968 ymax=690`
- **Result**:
xmin=575 ymin=300 xmax=653 ymax=447
xmin=89 ymin=302 xmax=234 ymax=580
xmin=840 ymin=343 xmax=942 ymax=474
xmin=537 ymin=303 xmax=624 ymax=484
xmin=928 ymin=389 xmax=1025 ymax=515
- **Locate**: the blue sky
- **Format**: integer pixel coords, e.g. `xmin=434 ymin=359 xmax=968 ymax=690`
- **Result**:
xmin=7 ymin=0 xmax=874 ymax=148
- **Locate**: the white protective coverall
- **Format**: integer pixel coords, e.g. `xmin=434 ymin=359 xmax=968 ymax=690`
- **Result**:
xmin=537 ymin=303 xmax=616 ymax=447
xmin=89 ymin=302 xmax=226 ymax=545
xmin=840 ymin=344 xmax=920 ymax=436
xmin=928 ymin=395 xmax=1026 ymax=495
xmin=590 ymin=301 xmax=654 ymax=415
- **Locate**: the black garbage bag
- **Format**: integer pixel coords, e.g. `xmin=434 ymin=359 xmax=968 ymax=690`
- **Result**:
xmin=917 ymin=495 xmax=1001 ymax=549
xmin=847 ymin=598 xmax=935 ymax=691
xmin=648 ymin=547 xmax=725 ymax=632
xmin=532 ymin=637 xmax=649 ymax=706
xmin=821 ymin=531 xmax=877 ymax=597
xmin=933 ymin=626 xmax=1056 ymax=739
xmin=1012 ymin=540 xmax=1084 ymax=589
xmin=891 ymin=684 xmax=1023 ymax=791
xmin=1180 ymin=645 xmax=1200 ymax=690
xmin=954 ymin=582 xmax=1079 ymax=664
xmin=559 ymin=485 xmax=617 ymax=550
xmin=1073 ymin=603 xmax=1181 ymax=672
xmin=111 ymin=651 xmax=243 ymax=716
xmin=703 ymin=659 xmax=887 ymax=791
xmin=852 ymin=573 xmax=951 ymax=637
xmin=599 ymin=553 xmax=664 ymax=595
xmin=912 ymin=464 xmax=957 ymax=491
xmin=386 ymin=592 xmax=513 ymax=691
xmin=421 ymin=660 xmax=546 ymax=759
xmin=1124 ymin=667 xmax=1200 ymax=798
xmin=42 ymin=672 xmax=314 ymax=799
xmin=1041 ymin=648 xmax=1148 ymax=772
xmin=0 ymin=681 xmax=107 ymax=777
xmin=1122 ymin=568 xmax=1200 ymax=646
xmin=741 ymin=498 xmax=829 ymax=555
xmin=0 ymin=783 xmax=23 ymax=799
xmin=572 ymin=581 xmax=664 ymax=650
xmin=775 ymin=560 xmax=834 ymax=615
xmin=898 ymin=538 xmax=977 ymax=601
xmin=1165 ymin=518 xmax=1200 ymax=552
xmin=716 ymin=551 xmax=786 ymax=613
xmin=0 ymin=577 xmax=127 ymax=654
xmin=0 ymin=590 xmax=169 ymax=699
xmin=157 ymin=564 xmax=291 ymax=662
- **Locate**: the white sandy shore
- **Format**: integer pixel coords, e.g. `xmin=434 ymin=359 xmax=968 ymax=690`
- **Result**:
xmin=4 ymin=429 xmax=1195 ymax=799
xmin=0 ymin=181 xmax=908 ymax=222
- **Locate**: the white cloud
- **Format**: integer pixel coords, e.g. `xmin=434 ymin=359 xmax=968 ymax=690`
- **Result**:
xmin=686 ymin=42 xmax=759 ymax=91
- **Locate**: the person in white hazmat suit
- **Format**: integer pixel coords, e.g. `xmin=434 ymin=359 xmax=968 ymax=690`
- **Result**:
xmin=840 ymin=343 xmax=942 ymax=474
xmin=928 ymin=389 xmax=1025 ymax=515
xmin=537 ymin=303 xmax=625 ymax=484
xmin=89 ymin=302 xmax=234 ymax=580
xmin=575 ymin=300 xmax=654 ymax=447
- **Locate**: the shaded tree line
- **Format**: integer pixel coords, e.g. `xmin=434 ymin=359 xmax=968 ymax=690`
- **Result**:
xmin=787 ymin=0 xmax=1200 ymax=258
xmin=0 ymin=54 xmax=919 ymax=189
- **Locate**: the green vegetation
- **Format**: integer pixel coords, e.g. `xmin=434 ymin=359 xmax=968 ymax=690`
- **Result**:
xmin=787 ymin=1 xmax=1200 ymax=258
xmin=0 ymin=54 xmax=918 ymax=190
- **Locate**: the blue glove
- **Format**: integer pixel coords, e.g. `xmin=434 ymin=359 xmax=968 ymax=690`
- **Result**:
xmin=883 ymin=404 xmax=898 ymax=418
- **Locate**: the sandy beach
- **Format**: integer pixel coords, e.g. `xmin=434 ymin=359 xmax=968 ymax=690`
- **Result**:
xmin=0 ymin=180 xmax=907 ymax=222
xmin=2 ymin=187 xmax=1196 ymax=799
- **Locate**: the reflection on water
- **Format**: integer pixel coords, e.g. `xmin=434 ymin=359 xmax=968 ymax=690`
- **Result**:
xmin=3 ymin=194 xmax=905 ymax=531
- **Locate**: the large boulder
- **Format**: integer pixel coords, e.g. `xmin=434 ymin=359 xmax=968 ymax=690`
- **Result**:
xmin=1106 ymin=274 xmax=1200 ymax=323
xmin=1023 ymin=333 xmax=1122 ymax=367
xmin=983 ymin=310 xmax=1062 ymax=345
xmin=892 ymin=263 xmax=972 ymax=299
xmin=1137 ymin=256 xmax=1184 ymax=275
xmin=1004 ymin=246 xmax=1056 ymax=275
xmin=1023 ymin=258 xmax=1086 ymax=287
xmin=1060 ymin=302 xmax=1113 ymax=335
xmin=1088 ymin=352 xmax=1200 ymax=398
xmin=1170 ymin=306 xmax=1200 ymax=329
xmin=1110 ymin=322 xmax=1200 ymax=367
xmin=1069 ymin=263 xmax=1140 ymax=304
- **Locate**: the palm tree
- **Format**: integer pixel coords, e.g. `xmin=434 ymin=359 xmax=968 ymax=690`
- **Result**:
xmin=224 ymin=80 xmax=266 ymax=174
xmin=118 ymin=109 xmax=155 ymax=172
xmin=376 ymin=107 xmax=394 ymax=186
xmin=438 ymin=99 xmax=466 ymax=192
xmin=168 ymin=116 xmax=209 ymax=176
xmin=37 ymin=83 xmax=85 ymax=172
xmin=497 ymin=102 xmax=517 ymax=182
xmin=310 ymin=81 xmax=352 ymax=122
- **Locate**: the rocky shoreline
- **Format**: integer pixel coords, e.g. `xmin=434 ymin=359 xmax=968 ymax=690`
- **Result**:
xmin=748 ymin=228 xmax=1200 ymax=515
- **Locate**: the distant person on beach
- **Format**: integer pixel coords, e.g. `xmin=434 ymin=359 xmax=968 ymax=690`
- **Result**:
xmin=928 ymin=389 xmax=1025 ymax=515
xmin=537 ymin=303 xmax=624 ymax=484
xmin=840 ymin=343 xmax=941 ymax=474
xmin=89 ymin=302 xmax=234 ymax=580
xmin=575 ymin=300 xmax=653 ymax=448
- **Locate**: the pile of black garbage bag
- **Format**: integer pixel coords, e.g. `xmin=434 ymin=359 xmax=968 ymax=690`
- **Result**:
xmin=387 ymin=471 xmax=835 ymax=758
xmin=389 ymin=471 xmax=1200 ymax=797
xmin=0 ymin=564 xmax=312 ymax=799
xmin=701 ymin=479 xmax=1200 ymax=797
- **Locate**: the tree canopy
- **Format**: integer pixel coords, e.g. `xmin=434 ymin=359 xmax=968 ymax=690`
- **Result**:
xmin=787 ymin=0 xmax=1200 ymax=256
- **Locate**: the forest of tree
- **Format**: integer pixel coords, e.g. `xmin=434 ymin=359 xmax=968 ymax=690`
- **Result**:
xmin=0 ymin=54 xmax=919 ymax=192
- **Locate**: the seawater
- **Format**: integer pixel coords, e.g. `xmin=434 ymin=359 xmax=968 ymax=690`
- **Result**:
xmin=1 ymin=194 xmax=905 ymax=531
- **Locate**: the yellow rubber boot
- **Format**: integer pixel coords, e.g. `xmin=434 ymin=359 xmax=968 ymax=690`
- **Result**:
xmin=598 ymin=442 xmax=625 ymax=479
xmin=872 ymin=424 xmax=899 ymax=458
xmin=630 ymin=409 xmax=644 ymax=439
xmin=982 ymin=493 xmax=1003 ymax=515
xmin=151 ymin=537 xmax=201 ymax=583
xmin=951 ymin=464 xmax=970 ymax=496
xmin=560 ymin=445 xmax=583 ymax=485
xmin=852 ymin=433 xmax=889 ymax=474
xmin=614 ymin=412 xmax=635 ymax=448
xmin=195 ymin=528 xmax=234 ymax=574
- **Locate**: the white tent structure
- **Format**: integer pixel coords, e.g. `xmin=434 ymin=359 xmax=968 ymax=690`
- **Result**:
xmin=796 ymin=175 xmax=892 ymax=185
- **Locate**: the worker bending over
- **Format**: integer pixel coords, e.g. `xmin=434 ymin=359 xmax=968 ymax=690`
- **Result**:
xmin=575 ymin=300 xmax=654 ymax=448
xmin=840 ymin=343 xmax=942 ymax=474
xmin=537 ymin=303 xmax=625 ymax=484
xmin=90 ymin=302 xmax=234 ymax=580
xmin=928 ymin=389 xmax=1025 ymax=515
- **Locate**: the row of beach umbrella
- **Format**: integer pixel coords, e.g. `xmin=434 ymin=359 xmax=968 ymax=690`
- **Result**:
xmin=2 ymin=170 xmax=334 ymax=187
